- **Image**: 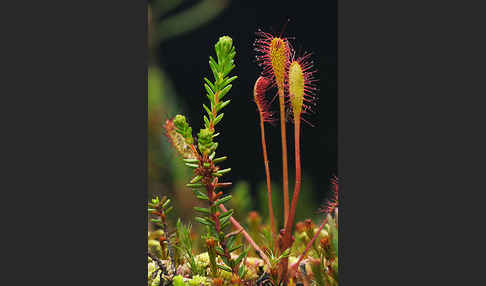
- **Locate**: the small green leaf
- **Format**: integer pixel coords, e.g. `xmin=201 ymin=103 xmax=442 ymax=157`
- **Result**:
xmin=219 ymin=100 xmax=231 ymax=110
xmin=220 ymin=219 xmax=231 ymax=230
xmin=203 ymin=104 xmax=212 ymax=116
xmin=219 ymin=215 xmax=230 ymax=226
xmin=219 ymin=84 xmax=232 ymax=100
xmin=214 ymin=113 xmax=224 ymax=125
xmin=221 ymin=76 xmax=237 ymax=87
xmin=203 ymin=116 xmax=210 ymax=128
xmin=204 ymin=77 xmax=215 ymax=91
xmin=219 ymin=209 xmax=233 ymax=220
xmin=162 ymin=199 xmax=171 ymax=209
xmin=194 ymin=207 xmax=210 ymax=214
xmin=213 ymin=156 xmax=227 ymax=163
xmin=190 ymin=175 xmax=203 ymax=183
xmin=215 ymin=195 xmax=232 ymax=206
xmin=195 ymin=217 xmax=213 ymax=226
xmin=194 ymin=191 xmax=208 ymax=200
xmin=238 ymin=265 xmax=245 ymax=278
xmin=228 ymin=244 xmax=242 ymax=253
xmin=217 ymin=264 xmax=232 ymax=273
xmin=196 ymin=194 xmax=209 ymax=200
xmin=216 ymin=168 xmax=231 ymax=175
xmin=186 ymin=183 xmax=204 ymax=188
xmin=234 ymin=249 xmax=248 ymax=265
xmin=204 ymin=84 xmax=215 ymax=98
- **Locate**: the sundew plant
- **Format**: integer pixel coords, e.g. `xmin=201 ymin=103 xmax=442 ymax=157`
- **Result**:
xmin=148 ymin=33 xmax=338 ymax=286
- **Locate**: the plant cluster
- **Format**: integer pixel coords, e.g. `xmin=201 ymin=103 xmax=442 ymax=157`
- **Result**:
xmin=148 ymin=32 xmax=338 ymax=286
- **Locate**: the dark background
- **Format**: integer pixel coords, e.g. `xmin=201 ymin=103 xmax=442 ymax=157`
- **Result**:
xmin=6 ymin=0 xmax=485 ymax=285
xmin=158 ymin=0 xmax=337 ymax=199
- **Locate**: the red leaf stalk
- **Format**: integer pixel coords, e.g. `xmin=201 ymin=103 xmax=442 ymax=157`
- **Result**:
xmin=253 ymin=76 xmax=277 ymax=248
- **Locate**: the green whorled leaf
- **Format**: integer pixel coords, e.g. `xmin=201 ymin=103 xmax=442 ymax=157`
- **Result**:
xmin=228 ymin=244 xmax=242 ymax=253
xmin=190 ymin=175 xmax=203 ymax=183
xmin=221 ymin=76 xmax=237 ymax=87
xmin=226 ymin=234 xmax=236 ymax=247
xmin=238 ymin=264 xmax=247 ymax=278
xmin=194 ymin=190 xmax=208 ymax=200
xmin=185 ymin=163 xmax=199 ymax=168
xmin=217 ymin=264 xmax=232 ymax=273
xmin=215 ymin=246 xmax=225 ymax=255
xmin=212 ymin=156 xmax=227 ymax=164
xmin=193 ymin=206 xmax=210 ymax=214
xmin=218 ymin=84 xmax=232 ymax=100
xmin=206 ymin=91 xmax=213 ymax=102
xmin=220 ymin=219 xmax=231 ymax=230
xmin=224 ymin=64 xmax=236 ymax=78
xmin=219 ymin=214 xmax=230 ymax=226
xmin=173 ymin=114 xmax=193 ymax=144
xmin=186 ymin=183 xmax=204 ymax=188
xmin=196 ymin=194 xmax=209 ymax=201
xmin=202 ymin=103 xmax=212 ymax=117
xmin=203 ymin=115 xmax=210 ymax=129
xmin=216 ymin=168 xmax=231 ymax=175
xmin=234 ymin=249 xmax=248 ymax=265
xmin=162 ymin=199 xmax=171 ymax=209
xmin=209 ymin=57 xmax=218 ymax=80
xmin=204 ymin=77 xmax=215 ymax=91
xmin=165 ymin=206 xmax=173 ymax=214
xmin=197 ymin=128 xmax=215 ymax=156
xmin=213 ymin=113 xmax=224 ymax=126
xmin=209 ymin=152 xmax=215 ymax=160
xmin=204 ymin=83 xmax=215 ymax=98
xmin=218 ymin=209 xmax=233 ymax=220
xmin=214 ymin=195 xmax=232 ymax=206
xmin=215 ymin=36 xmax=232 ymax=56
xmin=194 ymin=217 xmax=213 ymax=226
xmin=218 ymin=100 xmax=231 ymax=111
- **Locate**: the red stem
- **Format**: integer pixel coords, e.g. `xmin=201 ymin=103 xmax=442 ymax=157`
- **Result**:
xmin=259 ymin=116 xmax=277 ymax=247
xmin=290 ymin=216 xmax=329 ymax=273
xmin=286 ymin=118 xmax=302 ymax=237
xmin=219 ymin=204 xmax=271 ymax=267
xmin=281 ymin=118 xmax=302 ymax=284
xmin=278 ymin=87 xmax=290 ymax=227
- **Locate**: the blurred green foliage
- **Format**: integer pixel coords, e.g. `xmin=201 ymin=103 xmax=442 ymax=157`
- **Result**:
xmin=148 ymin=0 xmax=230 ymax=222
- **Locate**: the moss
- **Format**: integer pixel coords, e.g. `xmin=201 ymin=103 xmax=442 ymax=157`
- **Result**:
xmin=148 ymin=239 xmax=163 ymax=259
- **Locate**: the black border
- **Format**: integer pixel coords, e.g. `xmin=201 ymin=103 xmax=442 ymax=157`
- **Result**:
xmin=4 ymin=0 xmax=486 ymax=284
xmin=339 ymin=0 xmax=485 ymax=284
